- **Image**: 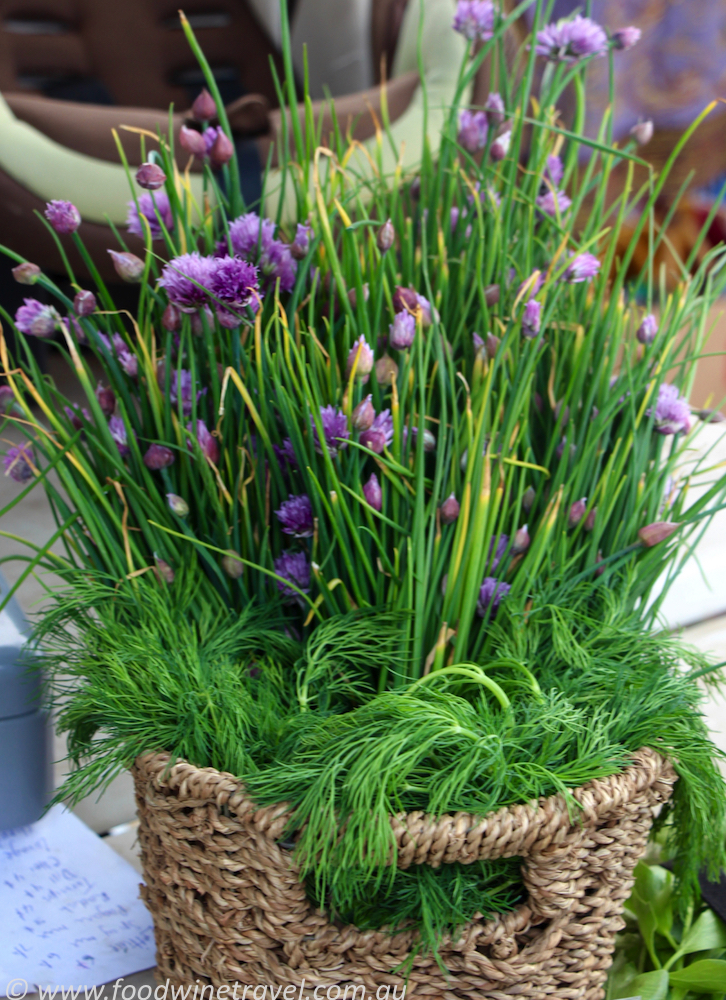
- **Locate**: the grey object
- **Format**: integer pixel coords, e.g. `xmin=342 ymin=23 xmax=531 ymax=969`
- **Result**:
xmin=0 ymin=573 xmax=50 ymax=831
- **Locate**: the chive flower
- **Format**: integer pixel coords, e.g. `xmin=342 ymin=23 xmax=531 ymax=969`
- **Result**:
xmin=652 ymin=384 xmax=692 ymax=436
xmin=564 ymin=252 xmax=600 ymax=283
xmin=225 ymin=212 xmax=297 ymax=293
xmin=135 ymin=162 xmax=166 ymax=190
xmin=546 ymin=154 xmax=564 ymax=186
xmin=108 ymin=250 xmax=144 ymax=283
xmin=522 ymin=299 xmax=542 ymax=338
xmin=167 ymin=493 xmax=189 ymax=517
xmin=14 ymin=299 xmax=60 ymax=338
xmin=64 ymin=404 xmax=90 ymax=430
xmin=158 ymin=252 xmax=215 ymax=310
xmin=73 ymin=289 xmax=96 ymax=317
xmin=12 ymin=262 xmax=41 ymax=285
xmin=143 ymin=444 xmax=175 ymax=470
xmin=127 ymin=192 xmax=173 ymax=241
xmin=360 ymin=410 xmax=394 ymax=454
xmin=3 ymin=442 xmax=34 ymax=482
xmin=440 ymin=493 xmax=460 ymax=524
xmin=312 ymin=406 xmax=350 ymax=457
xmin=453 ymin=0 xmax=495 ymax=41
xmin=536 ymin=189 xmax=572 ymax=217
xmin=276 ymin=494 xmax=315 ymax=537
xmin=637 ymin=314 xmax=658 ymax=345
xmin=484 ymin=91 xmax=505 ymax=126
xmin=44 ymin=199 xmax=81 ymax=234
xmin=192 ymin=88 xmax=216 ymax=122
xmin=290 ymin=223 xmax=312 ymax=260
xmin=346 ymin=336 xmax=375 ymax=379
xmin=274 ymin=438 xmax=298 ymax=469
xmin=274 ymin=550 xmax=311 ymax=599
xmin=363 ymin=473 xmax=382 ymax=512
xmin=390 ymin=311 xmax=416 ymax=349
xmin=490 ymin=131 xmax=511 ymax=161
xmin=96 ymin=382 xmax=115 ymax=416
xmin=535 ymin=16 xmax=608 ymax=62
xmin=612 ymin=26 xmax=641 ymax=51
xmin=476 ymin=577 xmax=510 ymax=617
xmin=458 ymin=109 xmax=488 ymax=152
xmin=187 ymin=419 xmax=220 ymax=463
xmin=352 ymin=395 xmax=375 ymax=431
xmin=209 ymin=255 xmax=259 ymax=310
xmin=108 ymin=415 xmax=130 ymax=457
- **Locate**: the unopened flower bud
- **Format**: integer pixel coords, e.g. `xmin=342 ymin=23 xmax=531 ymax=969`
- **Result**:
xmin=96 ymin=382 xmax=115 ymax=416
xmin=192 ymin=87 xmax=217 ymax=122
xmin=108 ymin=249 xmax=144 ymax=283
xmin=12 ymin=262 xmax=41 ymax=285
xmin=0 ymin=385 xmax=15 ymax=412
xmin=568 ymin=497 xmax=587 ymax=528
xmin=352 ymin=395 xmax=375 ymax=431
xmin=522 ymin=486 xmax=536 ymax=513
xmin=595 ymin=550 xmax=605 ymax=576
xmin=167 ymin=492 xmax=189 ymax=517
xmin=161 ymin=303 xmax=181 ymax=332
xmin=135 ymin=162 xmax=167 ymax=190
xmin=209 ymin=129 xmax=234 ymax=169
xmin=377 ymin=218 xmax=395 ymax=253
xmin=490 ymin=131 xmax=511 ymax=162
xmin=630 ymin=120 xmax=653 ymax=146
xmin=638 ymin=521 xmax=679 ymax=547
xmin=348 ymin=283 xmax=369 ymax=310
xmin=486 ymin=332 xmax=500 ymax=358
xmin=440 ymin=493 xmax=460 ymax=525
xmin=484 ymin=91 xmax=505 ymax=127
xmin=585 ymin=507 xmax=597 ymax=532
xmin=696 ymin=408 xmax=725 ymax=424
xmin=290 ymin=223 xmax=312 ymax=261
xmin=363 ymin=473 xmax=382 ymax=511
xmin=512 ymin=524 xmax=530 ymax=554
xmin=392 ymin=286 xmax=418 ymax=314
xmin=144 ymin=444 xmax=175 ymax=470
xmin=154 ymin=554 xmax=175 ymax=583
xmin=484 ymin=284 xmax=500 ymax=306
xmin=346 ymin=336 xmax=374 ymax=379
xmin=637 ymin=313 xmax=658 ymax=345
xmin=222 ymin=550 xmax=244 ymax=578
xmin=554 ymin=400 xmax=570 ymax=427
xmin=422 ymin=429 xmax=436 ymax=452
xmin=74 ymin=289 xmax=97 ymax=316
xmin=179 ymin=125 xmax=208 ymax=158
xmin=375 ymin=354 xmax=398 ymax=386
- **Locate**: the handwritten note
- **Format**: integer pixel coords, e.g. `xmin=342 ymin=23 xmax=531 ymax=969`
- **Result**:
xmin=0 ymin=805 xmax=156 ymax=993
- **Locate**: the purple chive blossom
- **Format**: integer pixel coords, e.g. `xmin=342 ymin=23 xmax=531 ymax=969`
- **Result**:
xmin=490 ymin=130 xmax=511 ymax=162
xmin=202 ymin=125 xmax=220 ymax=155
xmin=158 ymin=253 xmax=215 ymax=310
xmin=535 ymin=16 xmax=608 ymax=62
xmin=347 ymin=336 xmax=375 ymax=379
xmin=473 ymin=331 xmax=485 ymax=352
xmin=3 ymin=443 xmax=34 ymax=482
xmin=453 ymin=0 xmax=495 ymax=41
xmin=276 ymin=494 xmax=315 ymax=537
xmin=360 ymin=409 xmax=394 ymax=454
xmin=652 ymin=384 xmax=693 ymax=436
xmin=126 ymin=191 xmax=173 ymax=241
xmin=522 ymin=299 xmax=542 ymax=338
xmin=259 ymin=240 xmax=296 ymax=293
xmin=187 ymin=419 xmax=220 ymax=463
xmin=546 ymin=155 xmax=564 ymax=187
xmin=208 ymin=255 xmax=259 ymax=309
xmin=228 ymin=212 xmax=277 ymax=258
xmin=274 ymin=550 xmax=311 ymax=599
xmin=390 ymin=311 xmax=417 ymax=350
xmin=564 ymin=252 xmax=600 ymax=283
xmin=458 ymin=109 xmax=488 ymax=153
xmin=637 ymin=314 xmax=658 ymax=345
xmin=225 ymin=212 xmax=297 ymax=293
xmin=476 ymin=577 xmax=511 ymax=617
xmin=489 ymin=534 xmax=509 ymax=570
xmin=143 ymin=444 xmax=175 ymax=470
xmin=274 ymin=437 xmax=298 ymax=469
xmin=612 ymin=26 xmax=641 ymax=51
xmin=64 ymin=404 xmax=90 ymax=430
xmin=363 ymin=473 xmax=382 ymax=511
xmin=312 ymin=406 xmax=350 ymax=457
xmin=14 ymin=299 xmax=60 ymax=338
xmin=108 ymin=415 xmax=130 ymax=457
xmin=290 ymin=223 xmax=312 ymax=261
xmin=484 ymin=91 xmax=505 ymax=127
xmin=518 ymin=270 xmax=544 ymax=299
xmin=536 ymin=188 xmax=572 ymax=216
xmin=112 ymin=334 xmax=138 ymax=377
xmin=169 ymin=370 xmax=204 ymax=416
xmin=44 ymin=199 xmax=81 ymax=234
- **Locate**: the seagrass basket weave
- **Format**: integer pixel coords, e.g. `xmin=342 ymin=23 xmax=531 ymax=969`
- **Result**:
xmin=132 ymin=748 xmax=676 ymax=999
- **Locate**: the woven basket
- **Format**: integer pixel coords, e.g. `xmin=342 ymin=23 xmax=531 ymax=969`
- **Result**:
xmin=133 ymin=748 xmax=676 ymax=999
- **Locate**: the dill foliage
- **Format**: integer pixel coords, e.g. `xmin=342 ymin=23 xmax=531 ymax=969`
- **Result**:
xmin=39 ymin=572 xmax=726 ymax=950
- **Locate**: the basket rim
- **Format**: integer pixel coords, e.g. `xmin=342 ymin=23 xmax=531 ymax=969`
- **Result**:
xmin=133 ymin=745 xmax=676 ymax=866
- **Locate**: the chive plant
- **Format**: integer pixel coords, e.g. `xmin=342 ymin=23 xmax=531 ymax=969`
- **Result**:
xmin=2 ymin=0 xmax=726 ymax=953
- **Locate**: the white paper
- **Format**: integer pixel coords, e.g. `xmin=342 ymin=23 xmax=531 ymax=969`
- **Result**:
xmin=0 ymin=805 xmax=155 ymax=994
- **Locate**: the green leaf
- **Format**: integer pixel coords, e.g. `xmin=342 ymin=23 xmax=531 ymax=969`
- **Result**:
xmin=613 ymin=968 xmax=669 ymax=999
xmin=668 ymin=958 xmax=726 ymax=993
xmin=674 ymin=910 xmax=726 ymax=960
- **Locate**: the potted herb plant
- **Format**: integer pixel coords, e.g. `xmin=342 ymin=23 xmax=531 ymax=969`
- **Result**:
xmin=2 ymin=2 xmax=726 ymax=996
